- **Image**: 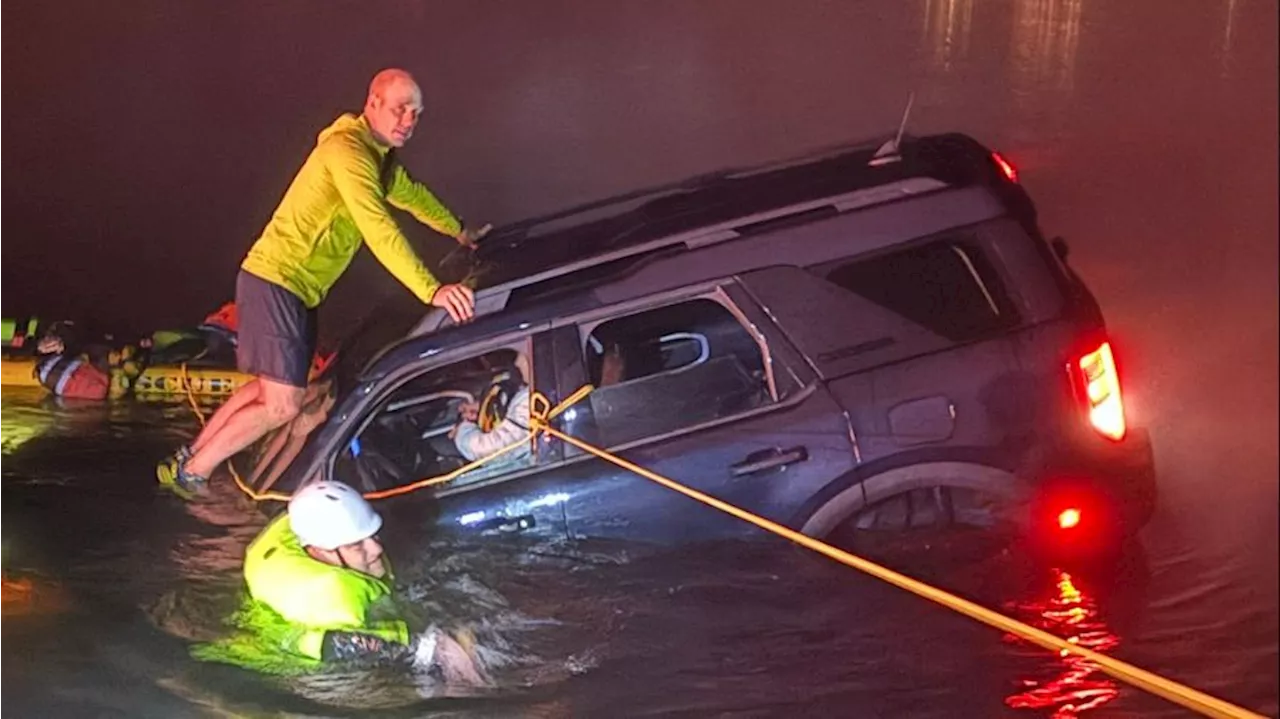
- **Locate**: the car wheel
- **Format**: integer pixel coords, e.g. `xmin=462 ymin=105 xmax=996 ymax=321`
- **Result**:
xmin=824 ymin=485 xmax=1018 ymax=567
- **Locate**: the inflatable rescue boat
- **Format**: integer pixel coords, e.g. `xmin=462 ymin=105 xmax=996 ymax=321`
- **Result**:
xmin=1 ymin=356 xmax=251 ymax=397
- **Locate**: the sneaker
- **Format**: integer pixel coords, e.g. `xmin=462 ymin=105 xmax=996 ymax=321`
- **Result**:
xmin=156 ymin=444 xmax=193 ymax=469
xmin=156 ymin=455 xmax=208 ymax=500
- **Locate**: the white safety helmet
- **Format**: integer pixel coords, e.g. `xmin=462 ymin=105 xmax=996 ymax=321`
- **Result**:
xmin=288 ymin=481 xmax=382 ymax=550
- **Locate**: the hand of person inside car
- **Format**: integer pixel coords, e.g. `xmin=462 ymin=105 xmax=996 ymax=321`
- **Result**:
xmin=448 ymin=401 xmax=480 ymax=440
xmin=458 ymin=401 xmax=479 ymax=422
xmin=431 ymin=284 xmax=476 ymax=324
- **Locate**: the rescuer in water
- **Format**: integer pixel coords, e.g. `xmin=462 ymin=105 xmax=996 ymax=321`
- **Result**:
xmin=32 ymin=322 xmax=147 ymax=400
xmin=193 ymin=480 xmax=487 ymax=682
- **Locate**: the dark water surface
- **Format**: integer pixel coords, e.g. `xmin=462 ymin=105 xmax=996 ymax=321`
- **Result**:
xmin=1 ymin=381 xmax=1275 ymax=719
xmin=4 ymin=1 xmax=1277 ymax=717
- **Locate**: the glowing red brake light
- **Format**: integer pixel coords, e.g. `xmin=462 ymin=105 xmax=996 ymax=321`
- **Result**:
xmin=1057 ymin=508 xmax=1082 ymax=530
xmin=1076 ymin=341 xmax=1127 ymax=441
xmin=991 ymin=151 xmax=1018 ymax=183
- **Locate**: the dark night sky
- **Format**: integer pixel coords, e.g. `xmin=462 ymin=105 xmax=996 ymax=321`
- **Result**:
xmin=3 ymin=1 xmax=932 ymax=338
xmin=3 ymin=1 xmax=1276 ymax=372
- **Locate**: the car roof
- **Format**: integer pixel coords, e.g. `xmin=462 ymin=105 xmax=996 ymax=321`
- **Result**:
xmin=464 ymin=132 xmax=999 ymax=290
xmin=358 ymin=131 xmax=1011 ymax=381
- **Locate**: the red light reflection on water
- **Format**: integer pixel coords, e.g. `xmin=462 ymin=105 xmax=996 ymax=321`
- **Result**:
xmin=1004 ymin=571 xmax=1121 ymax=717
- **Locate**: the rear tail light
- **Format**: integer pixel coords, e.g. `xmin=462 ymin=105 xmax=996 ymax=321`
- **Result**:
xmin=991 ymin=151 xmax=1019 ymax=183
xmin=1057 ymin=507 xmax=1082 ymax=530
xmin=1075 ymin=341 xmax=1127 ymax=441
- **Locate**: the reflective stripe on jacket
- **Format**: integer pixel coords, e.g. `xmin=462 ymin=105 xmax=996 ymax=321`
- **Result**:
xmin=36 ymin=354 xmax=84 ymax=395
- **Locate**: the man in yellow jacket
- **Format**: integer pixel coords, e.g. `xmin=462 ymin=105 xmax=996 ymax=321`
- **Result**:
xmin=159 ymin=68 xmax=487 ymax=497
xmin=193 ymin=481 xmax=487 ymax=681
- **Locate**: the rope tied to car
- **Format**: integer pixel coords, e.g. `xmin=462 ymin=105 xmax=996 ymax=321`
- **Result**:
xmin=521 ymin=395 xmax=1262 ymax=718
xmin=178 ymin=369 xmax=1262 ymax=718
xmin=178 ymin=364 xmax=592 ymax=503
xmin=361 ymin=384 xmax=593 ymax=500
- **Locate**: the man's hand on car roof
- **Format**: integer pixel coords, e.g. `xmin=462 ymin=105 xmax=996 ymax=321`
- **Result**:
xmin=432 ymin=283 xmax=477 ymax=324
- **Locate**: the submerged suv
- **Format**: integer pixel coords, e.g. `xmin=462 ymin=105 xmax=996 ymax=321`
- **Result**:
xmin=248 ymin=132 xmax=1156 ymax=557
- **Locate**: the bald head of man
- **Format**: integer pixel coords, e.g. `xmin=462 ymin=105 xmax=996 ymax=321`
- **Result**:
xmin=363 ymin=68 xmax=424 ymax=148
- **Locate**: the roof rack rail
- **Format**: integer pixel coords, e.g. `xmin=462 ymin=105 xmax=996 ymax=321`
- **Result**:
xmin=476 ymin=129 xmax=912 ymax=256
xmin=413 ymin=174 xmax=949 ymax=338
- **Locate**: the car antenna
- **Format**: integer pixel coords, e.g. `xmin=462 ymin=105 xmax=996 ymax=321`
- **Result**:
xmin=870 ymin=92 xmax=915 ymax=167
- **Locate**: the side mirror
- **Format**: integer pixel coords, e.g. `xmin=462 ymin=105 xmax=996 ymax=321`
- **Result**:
xmin=1051 ymin=236 xmax=1071 ymax=262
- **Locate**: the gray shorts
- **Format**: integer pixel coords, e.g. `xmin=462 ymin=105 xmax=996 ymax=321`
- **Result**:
xmin=235 ymin=270 xmax=317 ymax=388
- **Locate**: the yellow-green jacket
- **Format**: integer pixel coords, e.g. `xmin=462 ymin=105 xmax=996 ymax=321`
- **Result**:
xmin=241 ymin=113 xmax=461 ymax=308
xmin=242 ymin=513 xmax=409 ymax=660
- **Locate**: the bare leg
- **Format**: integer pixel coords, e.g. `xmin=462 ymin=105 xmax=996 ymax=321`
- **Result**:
xmin=184 ymin=377 xmax=304 ymax=479
xmin=190 ymin=379 xmax=261 ymax=453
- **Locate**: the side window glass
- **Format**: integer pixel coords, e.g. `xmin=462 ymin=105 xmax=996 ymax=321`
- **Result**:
xmin=580 ymin=297 xmax=773 ymax=448
xmin=333 ymin=343 xmax=537 ymax=493
xmin=820 ymin=238 xmax=1018 ymax=342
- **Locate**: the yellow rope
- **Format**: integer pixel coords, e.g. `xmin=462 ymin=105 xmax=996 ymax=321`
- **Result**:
xmin=179 ymin=364 xmax=590 ymax=503
xmin=180 ymin=363 xmax=291 ymax=502
xmin=180 ymin=368 xmax=1262 ymax=717
xmin=520 ymin=393 xmax=1264 ymax=719
xmin=362 ymin=384 xmax=591 ymax=500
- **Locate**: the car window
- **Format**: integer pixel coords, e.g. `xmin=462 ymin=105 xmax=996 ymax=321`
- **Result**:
xmin=819 ymin=237 xmax=1018 ymax=343
xmin=331 ymin=343 xmax=538 ymax=494
xmin=578 ymin=297 xmax=774 ymax=448
xmin=585 ymin=329 xmax=710 ymax=384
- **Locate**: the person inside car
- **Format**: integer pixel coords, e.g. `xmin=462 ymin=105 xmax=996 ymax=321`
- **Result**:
xmin=451 ymin=350 xmax=533 ymax=472
xmin=598 ymin=341 xmax=628 ymax=386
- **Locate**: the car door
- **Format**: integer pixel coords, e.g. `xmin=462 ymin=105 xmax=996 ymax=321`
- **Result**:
xmin=324 ymin=332 xmax=574 ymax=542
xmin=736 ymin=228 xmax=1028 ymax=467
xmin=545 ymin=283 xmax=858 ymax=545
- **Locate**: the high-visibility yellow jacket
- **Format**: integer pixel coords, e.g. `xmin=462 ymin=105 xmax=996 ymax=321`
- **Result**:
xmin=242 ymin=514 xmax=409 ymax=660
xmin=241 ymin=113 xmax=461 ymax=308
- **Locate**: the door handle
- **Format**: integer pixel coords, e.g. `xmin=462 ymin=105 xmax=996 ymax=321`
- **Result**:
xmin=472 ymin=514 xmax=536 ymax=534
xmin=730 ymin=446 xmax=809 ymax=477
